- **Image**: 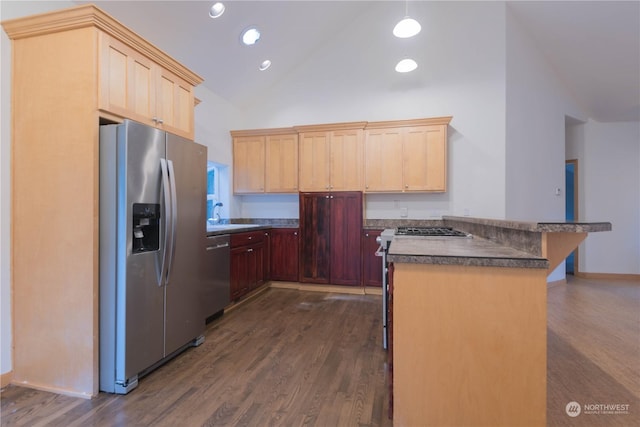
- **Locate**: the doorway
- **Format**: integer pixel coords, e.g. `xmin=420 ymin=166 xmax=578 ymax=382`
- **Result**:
xmin=565 ymin=159 xmax=578 ymax=274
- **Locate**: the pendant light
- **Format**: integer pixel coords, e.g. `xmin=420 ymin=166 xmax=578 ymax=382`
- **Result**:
xmin=393 ymin=1 xmax=421 ymax=38
xmin=395 ymin=58 xmax=418 ymax=73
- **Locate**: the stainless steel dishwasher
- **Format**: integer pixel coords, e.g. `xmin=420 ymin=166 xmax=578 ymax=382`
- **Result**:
xmin=204 ymin=234 xmax=230 ymax=322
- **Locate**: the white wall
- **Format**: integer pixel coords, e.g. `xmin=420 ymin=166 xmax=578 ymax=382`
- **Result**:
xmin=193 ymin=85 xmax=245 ymax=220
xmin=504 ymin=6 xmax=588 ymax=282
xmin=239 ymin=1 xmax=508 ymax=220
xmin=504 ymin=8 xmax=639 ymax=277
xmin=504 ymin=6 xmax=585 ymax=222
xmin=579 ymin=120 xmax=640 ymax=274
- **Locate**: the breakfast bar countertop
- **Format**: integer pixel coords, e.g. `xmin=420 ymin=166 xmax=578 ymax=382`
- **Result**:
xmin=386 ymin=216 xmax=612 ymax=269
xmin=387 ymin=235 xmax=549 ymax=269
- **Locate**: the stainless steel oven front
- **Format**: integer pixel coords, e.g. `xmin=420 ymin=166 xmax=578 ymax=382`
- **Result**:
xmin=376 ymin=229 xmax=396 ymax=350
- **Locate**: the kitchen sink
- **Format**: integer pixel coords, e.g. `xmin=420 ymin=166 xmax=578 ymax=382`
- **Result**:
xmin=206 ymin=224 xmax=262 ymax=231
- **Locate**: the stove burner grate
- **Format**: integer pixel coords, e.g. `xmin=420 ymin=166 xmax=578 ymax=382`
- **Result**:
xmin=395 ymin=226 xmax=470 ymax=237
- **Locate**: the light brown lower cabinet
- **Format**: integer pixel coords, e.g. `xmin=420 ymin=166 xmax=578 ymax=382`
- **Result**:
xmin=391 ymin=263 xmax=547 ymax=426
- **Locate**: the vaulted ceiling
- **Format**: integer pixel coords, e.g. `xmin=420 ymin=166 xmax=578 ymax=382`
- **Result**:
xmin=76 ymin=1 xmax=640 ymax=122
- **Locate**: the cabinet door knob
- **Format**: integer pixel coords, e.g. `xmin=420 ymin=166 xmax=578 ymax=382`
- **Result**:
xmin=294 ymin=232 xmax=298 ymax=236
xmin=247 ymin=248 xmax=253 ymax=252
xmin=405 ymin=184 xmax=409 ymax=188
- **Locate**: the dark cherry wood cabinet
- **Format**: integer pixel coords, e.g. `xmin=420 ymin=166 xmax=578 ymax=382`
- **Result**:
xmin=299 ymin=192 xmax=363 ymax=285
xmin=362 ymin=229 xmax=383 ymax=287
xmin=230 ymin=230 xmax=267 ymax=300
xmin=299 ymin=193 xmax=332 ymax=283
xmin=270 ymin=228 xmax=299 ymax=281
xmin=261 ymin=230 xmax=270 ymax=286
xmin=329 ymin=192 xmax=363 ymax=285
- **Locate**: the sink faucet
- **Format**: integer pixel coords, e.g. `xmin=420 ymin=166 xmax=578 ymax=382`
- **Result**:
xmin=212 ymin=202 xmax=223 ymax=223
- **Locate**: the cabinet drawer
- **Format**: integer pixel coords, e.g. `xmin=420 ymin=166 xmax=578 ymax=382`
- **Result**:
xmin=231 ymin=230 xmax=265 ymax=247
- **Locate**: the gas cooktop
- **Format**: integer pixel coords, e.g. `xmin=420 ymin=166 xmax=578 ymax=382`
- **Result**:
xmin=395 ymin=226 xmax=471 ymax=238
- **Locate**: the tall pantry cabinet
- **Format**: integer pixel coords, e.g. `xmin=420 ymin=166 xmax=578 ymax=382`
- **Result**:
xmin=2 ymin=5 xmax=202 ymax=397
xmin=299 ymin=192 xmax=363 ymax=286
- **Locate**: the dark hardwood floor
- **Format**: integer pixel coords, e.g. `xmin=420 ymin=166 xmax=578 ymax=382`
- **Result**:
xmin=1 ymin=289 xmax=391 ymax=427
xmin=1 ymin=276 xmax=638 ymax=426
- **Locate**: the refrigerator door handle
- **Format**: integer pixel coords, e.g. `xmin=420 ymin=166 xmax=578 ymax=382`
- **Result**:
xmin=159 ymin=158 xmax=171 ymax=287
xmin=166 ymin=159 xmax=178 ymax=285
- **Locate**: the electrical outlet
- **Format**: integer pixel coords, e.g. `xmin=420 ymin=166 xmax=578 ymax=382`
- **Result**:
xmin=400 ymin=207 xmax=408 ymax=217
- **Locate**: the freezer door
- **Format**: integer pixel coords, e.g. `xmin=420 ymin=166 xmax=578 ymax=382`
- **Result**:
xmin=118 ymin=121 xmax=168 ymax=382
xmin=164 ymin=133 xmax=207 ymax=355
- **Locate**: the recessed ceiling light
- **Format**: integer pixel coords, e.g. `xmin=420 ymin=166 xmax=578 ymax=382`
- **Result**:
xmin=209 ymin=2 xmax=225 ymax=19
xmin=395 ymin=58 xmax=418 ymax=73
xmin=259 ymin=60 xmax=272 ymax=71
xmin=241 ymin=27 xmax=261 ymax=46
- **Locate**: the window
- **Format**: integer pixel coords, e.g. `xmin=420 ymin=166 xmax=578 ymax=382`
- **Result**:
xmin=206 ymin=162 xmax=219 ymax=221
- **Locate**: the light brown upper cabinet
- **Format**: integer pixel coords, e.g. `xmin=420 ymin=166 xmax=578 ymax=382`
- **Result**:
xmin=231 ymin=117 xmax=451 ymax=195
xmin=233 ymin=134 xmax=266 ymax=193
xmin=362 ymin=127 xmax=404 ymax=192
xmin=231 ymin=128 xmax=298 ymax=194
xmin=364 ymin=117 xmax=452 ymax=192
xmin=99 ymin=33 xmax=195 ymax=139
xmin=265 ymin=133 xmax=299 ymax=193
xmin=296 ymin=122 xmax=366 ymax=192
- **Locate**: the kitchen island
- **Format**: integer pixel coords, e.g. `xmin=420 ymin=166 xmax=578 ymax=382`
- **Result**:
xmin=387 ymin=217 xmax=611 ymax=426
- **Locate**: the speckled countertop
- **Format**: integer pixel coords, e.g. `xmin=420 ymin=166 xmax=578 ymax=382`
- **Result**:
xmin=205 ymin=219 xmax=298 ymax=236
xmin=385 ymin=216 xmax=611 ymax=269
xmin=387 ymin=235 xmax=548 ymax=269
xmin=206 ymin=224 xmax=270 ymax=236
xmin=443 ymin=216 xmax=612 ymax=233
xmin=207 ymin=215 xmax=611 ymax=269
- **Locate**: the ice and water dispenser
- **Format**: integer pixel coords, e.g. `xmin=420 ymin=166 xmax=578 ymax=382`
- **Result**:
xmin=132 ymin=203 xmax=160 ymax=253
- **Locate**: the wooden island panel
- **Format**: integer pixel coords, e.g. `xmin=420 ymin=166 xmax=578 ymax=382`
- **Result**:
xmin=392 ymin=263 xmax=548 ymax=427
xmin=542 ymin=231 xmax=587 ymax=272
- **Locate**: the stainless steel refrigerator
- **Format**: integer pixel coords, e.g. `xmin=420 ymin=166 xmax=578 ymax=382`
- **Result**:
xmin=99 ymin=120 xmax=207 ymax=394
